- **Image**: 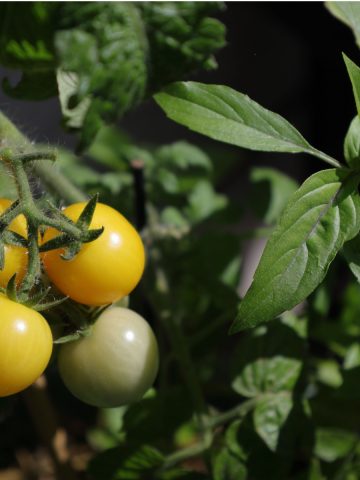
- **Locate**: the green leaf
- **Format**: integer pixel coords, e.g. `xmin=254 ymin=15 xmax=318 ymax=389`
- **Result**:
xmin=253 ymin=392 xmax=293 ymax=452
xmin=232 ymin=319 xmax=304 ymax=397
xmin=140 ymin=2 xmax=226 ymax=91
xmin=154 ymin=82 xmax=338 ymax=165
xmin=231 ymin=169 xmax=360 ymax=333
xmin=344 ymin=116 xmax=360 ymax=168
xmin=0 ymin=3 xmax=57 ymax=100
xmin=88 ymin=444 xmax=164 ymax=480
xmin=343 ymin=53 xmax=360 ymax=117
xmin=185 ymin=180 xmax=227 ymax=222
xmin=314 ymin=428 xmax=357 ymax=462
xmin=54 ymin=3 xmax=226 ymax=149
xmin=326 ymin=2 xmax=360 ymax=49
xmin=249 ymin=167 xmax=299 ymax=225
xmin=212 ymin=447 xmax=247 ymax=480
xmin=56 ymin=70 xmax=91 ymax=129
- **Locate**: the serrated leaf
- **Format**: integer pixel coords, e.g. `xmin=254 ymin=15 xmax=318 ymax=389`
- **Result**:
xmin=253 ymin=393 xmax=293 ymax=452
xmin=231 ymin=169 xmax=360 ymax=333
xmin=154 ymin=82 xmax=337 ymax=164
xmin=326 ymin=2 xmax=360 ymax=49
xmin=343 ymin=53 xmax=360 ymax=117
xmin=56 ymin=69 xmax=91 ymax=129
xmin=88 ymin=444 xmax=164 ymax=480
xmin=314 ymin=428 xmax=357 ymax=462
xmin=232 ymin=320 xmax=304 ymax=397
xmin=212 ymin=447 xmax=247 ymax=480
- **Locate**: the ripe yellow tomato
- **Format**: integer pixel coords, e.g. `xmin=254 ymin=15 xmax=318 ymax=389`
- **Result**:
xmin=42 ymin=202 xmax=145 ymax=306
xmin=0 ymin=199 xmax=28 ymax=288
xmin=58 ymin=307 xmax=159 ymax=407
xmin=0 ymin=296 xmax=53 ymax=397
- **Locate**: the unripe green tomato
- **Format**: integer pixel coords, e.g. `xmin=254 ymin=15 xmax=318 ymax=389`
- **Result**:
xmin=58 ymin=307 xmax=159 ymax=408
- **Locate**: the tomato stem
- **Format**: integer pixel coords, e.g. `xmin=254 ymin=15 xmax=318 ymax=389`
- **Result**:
xmin=18 ymin=221 xmax=41 ymax=298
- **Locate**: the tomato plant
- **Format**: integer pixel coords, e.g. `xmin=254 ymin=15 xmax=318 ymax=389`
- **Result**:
xmin=0 ymin=198 xmax=27 ymax=287
xmin=42 ymin=202 xmax=145 ymax=306
xmin=2 ymin=3 xmax=360 ymax=480
xmin=58 ymin=307 xmax=159 ymax=408
xmin=0 ymin=295 xmax=53 ymax=397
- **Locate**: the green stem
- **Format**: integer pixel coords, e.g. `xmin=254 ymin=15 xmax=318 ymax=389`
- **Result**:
xmin=35 ymin=211 xmax=82 ymax=239
xmin=18 ymin=221 xmax=41 ymax=298
xmin=163 ymin=435 xmax=212 ymax=469
xmin=204 ymin=397 xmax=257 ymax=429
xmin=12 ymin=156 xmax=34 ymax=206
xmin=162 ymin=398 xmax=257 ymax=470
xmin=0 ymin=110 xmax=86 ymax=204
xmin=307 ymin=147 xmax=343 ymax=169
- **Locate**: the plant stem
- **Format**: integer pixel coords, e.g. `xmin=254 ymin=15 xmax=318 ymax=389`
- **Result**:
xmin=0 ymin=110 xmax=86 ymax=203
xmin=307 ymin=147 xmax=343 ymax=169
xmin=163 ymin=435 xmax=212 ymax=469
xmin=162 ymin=398 xmax=257 ymax=470
xmin=18 ymin=221 xmax=40 ymax=298
xmin=204 ymin=397 xmax=257 ymax=429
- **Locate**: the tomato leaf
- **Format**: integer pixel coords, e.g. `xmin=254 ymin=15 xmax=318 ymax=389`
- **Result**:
xmin=154 ymin=82 xmax=338 ymax=165
xmin=253 ymin=393 xmax=293 ymax=452
xmin=314 ymin=428 xmax=357 ymax=462
xmin=232 ymin=319 xmax=305 ymax=397
xmin=88 ymin=444 xmax=164 ymax=480
xmin=231 ymin=169 xmax=360 ymax=333
xmin=212 ymin=446 xmax=247 ymax=480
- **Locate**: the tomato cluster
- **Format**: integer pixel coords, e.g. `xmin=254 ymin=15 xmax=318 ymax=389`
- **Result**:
xmin=0 ymin=200 xmax=159 ymax=407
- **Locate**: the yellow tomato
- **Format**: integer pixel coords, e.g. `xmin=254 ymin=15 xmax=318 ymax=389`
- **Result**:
xmin=0 ymin=296 xmax=53 ymax=397
xmin=0 ymin=199 xmax=28 ymax=287
xmin=42 ymin=202 xmax=145 ymax=306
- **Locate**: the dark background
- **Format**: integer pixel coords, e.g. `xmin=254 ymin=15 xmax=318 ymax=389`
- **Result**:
xmin=0 ymin=2 xmax=358 ymax=185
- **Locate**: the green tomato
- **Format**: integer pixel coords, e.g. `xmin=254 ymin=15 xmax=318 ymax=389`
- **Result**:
xmin=58 ymin=307 xmax=159 ymax=408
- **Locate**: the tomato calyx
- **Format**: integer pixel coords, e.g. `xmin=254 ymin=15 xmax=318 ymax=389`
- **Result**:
xmin=40 ymin=194 xmax=104 ymax=261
